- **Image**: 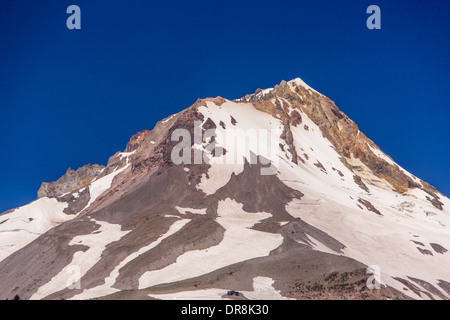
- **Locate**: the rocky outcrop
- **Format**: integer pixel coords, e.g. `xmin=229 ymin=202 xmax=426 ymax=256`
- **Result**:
xmin=241 ymin=79 xmax=443 ymax=202
xmin=125 ymin=130 xmax=151 ymax=152
xmin=358 ymin=198 xmax=382 ymax=215
xmin=37 ymin=164 xmax=105 ymax=199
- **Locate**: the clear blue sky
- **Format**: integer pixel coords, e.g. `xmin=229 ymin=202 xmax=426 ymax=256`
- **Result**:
xmin=1 ymin=0 xmax=449 ymax=212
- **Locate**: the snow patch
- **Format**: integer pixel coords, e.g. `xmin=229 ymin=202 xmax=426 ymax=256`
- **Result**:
xmin=83 ymin=152 xmax=133 ymax=211
xmin=241 ymin=276 xmax=290 ymax=300
xmin=138 ymin=199 xmax=283 ymax=289
xmin=0 ymin=198 xmax=72 ymax=262
xmin=162 ymin=114 xmax=177 ymax=123
xmin=32 ymin=219 xmax=129 ymax=300
xmin=70 ymin=218 xmax=190 ymax=300
xmin=288 ymin=78 xmax=320 ymax=95
xmin=176 ymin=207 xmax=207 ymax=215
xmin=147 ymin=277 xmax=290 ymax=300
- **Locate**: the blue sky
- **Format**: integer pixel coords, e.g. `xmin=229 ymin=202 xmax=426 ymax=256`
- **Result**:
xmin=0 ymin=0 xmax=449 ymax=212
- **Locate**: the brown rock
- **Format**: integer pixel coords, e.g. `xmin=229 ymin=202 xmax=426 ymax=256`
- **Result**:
xmin=38 ymin=164 xmax=105 ymax=199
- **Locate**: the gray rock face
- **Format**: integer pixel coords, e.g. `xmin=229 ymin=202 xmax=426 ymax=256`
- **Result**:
xmin=37 ymin=164 xmax=105 ymax=199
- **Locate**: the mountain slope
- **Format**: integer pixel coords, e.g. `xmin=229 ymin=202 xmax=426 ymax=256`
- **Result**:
xmin=1 ymin=78 xmax=449 ymax=300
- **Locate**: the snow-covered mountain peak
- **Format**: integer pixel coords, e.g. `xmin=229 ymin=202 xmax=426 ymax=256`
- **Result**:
xmin=288 ymin=77 xmax=320 ymax=93
xmin=1 ymin=78 xmax=450 ymax=300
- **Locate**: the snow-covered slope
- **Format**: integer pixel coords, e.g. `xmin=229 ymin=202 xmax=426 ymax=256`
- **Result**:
xmin=1 ymin=78 xmax=449 ymax=300
xmin=0 ymin=152 xmax=134 ymax=262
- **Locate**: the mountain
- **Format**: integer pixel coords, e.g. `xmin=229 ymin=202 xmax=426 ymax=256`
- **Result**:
xmin=1 ymin=78 xmax=449 ymax=300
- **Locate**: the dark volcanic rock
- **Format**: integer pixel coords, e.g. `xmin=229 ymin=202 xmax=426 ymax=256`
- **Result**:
xmin=58 ymin=187 xmax=91 ymax=215
xmin=430 ymin=243 xmax=447 ymax=254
